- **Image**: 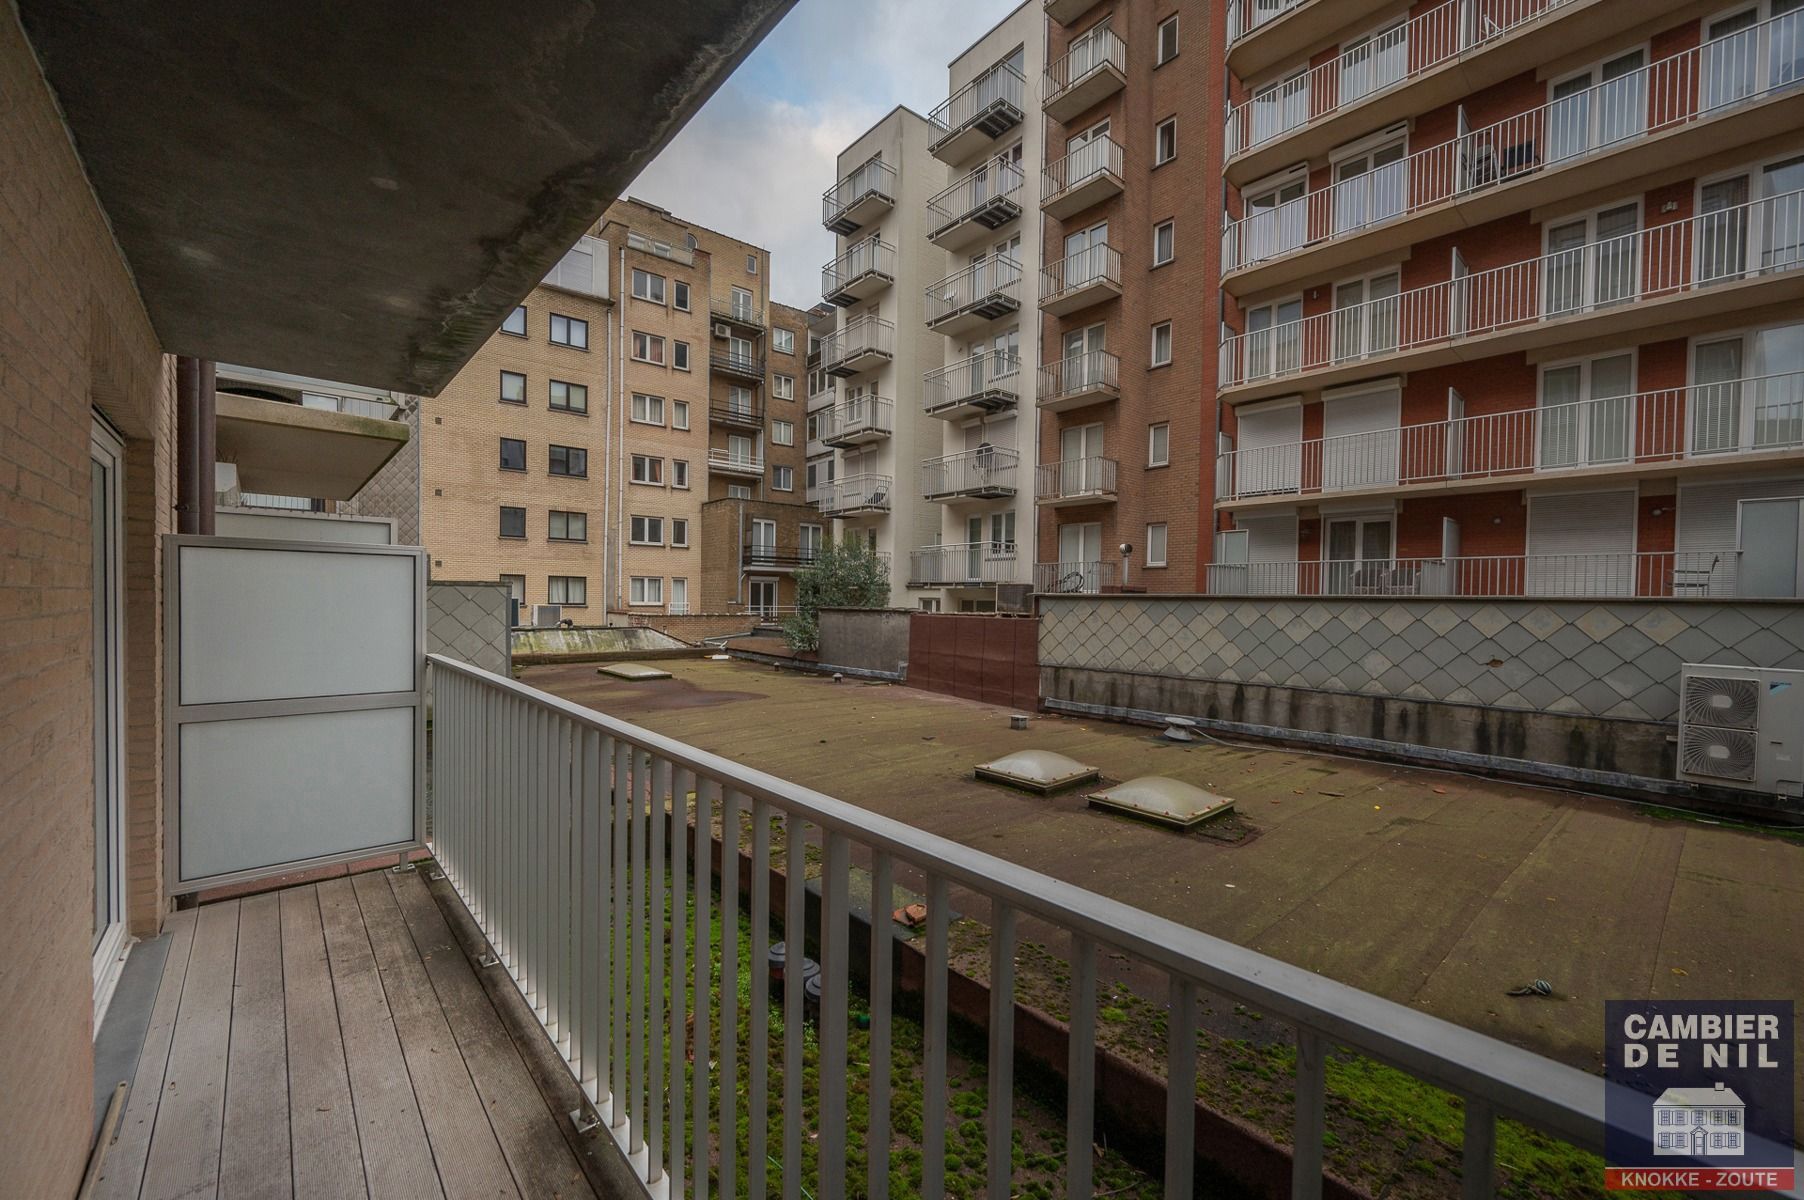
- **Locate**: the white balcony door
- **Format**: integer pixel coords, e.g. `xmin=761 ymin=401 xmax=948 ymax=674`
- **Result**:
xmin=1057 ymin=522 xmax=1103 ymax=591
xmin=1066 ymin=19 xmax=1113 ymax=81
xmin=1064 ymin=221 xmax=1109 ymax=288
xmin=1252 ymin=70 xmax=1309 ymax=144
xmin=1547 ymin=50 xmax=1646 ymax=164
xmin=749 ymin=578 xmax=779 ymax=616
xmin=1692 ymin=337 xmax=1747 ymax=454
xmin=1341 ymin=21 xmax=1408 ymax=102
xmin=1244 ymin=298 xmax=1303 ymax=379
xmin=1059 ymin=423 xmax=1105 ymax=495
xmin=1243 ymin=175 xmax=1306 ymax=262
xmin=1540 ymin=354 xmax=1633 ymax=468
xmin=729 ymin=433 xmax=756 ymax=465
xmin=1333 ymin=271 xmax=1400 ymax=361
xmin=1323 ymin=386 xmax=1401 ymax=491
xmin=1063 ymin=323 xmax=1107 ymax=388
xmin=1324 ymin=515 xmax=1395 ymax=594
xmin=1526 ymin=490 xmax=1635 ymax=595
xmin=1240 ymin=513 xmax=1299 ymax=594
xmin=752 ymin=518 xmax=777 ymax=560
xmin=1236 ymin=401 xmax=1302 ymax=494
xmin=1333 ymin=138 xmax=1406 ymax=234
xmin=966 ymin=516 xmax=986 ymax=579
xmin=90 ymin=420 xmax=127 ymax=1016
xmin=731 ymin=286 xmax=754 ymax=321
xmin=1067 ymin=118 xmax=1112 ymax=186
xmin=1543 ymin=204 xmax=1639 ymax=316
xmin=1738 ymin=497 xmax=1804 ymax=597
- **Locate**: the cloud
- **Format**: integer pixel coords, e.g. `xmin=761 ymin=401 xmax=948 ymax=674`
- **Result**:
xmin=626 ymin=0 xmax=1023 ymax=307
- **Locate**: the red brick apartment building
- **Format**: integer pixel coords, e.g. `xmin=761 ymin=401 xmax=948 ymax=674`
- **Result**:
xmin=1213 ymin=0 xmax=1804 ymax=602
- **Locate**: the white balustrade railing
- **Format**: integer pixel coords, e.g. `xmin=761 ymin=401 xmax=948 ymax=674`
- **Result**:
xmin=925 ymin=256 xmax=1022 ymax=324
xmin=1038 ymin=349 xmax=1121 ymax=405
xmin=922 ymin=446 xmax=1020 ymax=497
xmin=817 ymin=472 xmax=893 ymax=515
xmin=821 ymin=316 xmax=895 ymax=374
xmin=929 ymin=60 xmax=1026 ymax=143
xmin=822 ymin=237 xmax=897 ymax=297
xmin=1036 ymin=456 xmax=1119 ymax=502
xmin=1045 ymin=25 xmax=1126 ymax=105
xmin=706 ymin=447 xmax=764 ymax=474
xmin=924 ymin=351 xmax=1023 ymax=414
xmin=1226 ymin=0 xmax=1308 ymax=47
xmin=1206 ymin=551 xmax=1750 ymax=598
xmin=1220 ymin=187 xmax=1804 ymax=388
xmin=821 ymin=394 xmax=894 ymax=442
xmin=1042 ymin=136 xmax=1123 ymax=203
xmin=822 ymin=156 xmax=898 ymax=230
xmin=909 ymin=541 xmax=1020 ymax=585
xmin=1041 ymin=244 xmax=1122 ymax=304
xmin=926 ymin=156 xmax=1025 ymax=230
xmin=1032 ymin=559 xmax=1120 ymax=593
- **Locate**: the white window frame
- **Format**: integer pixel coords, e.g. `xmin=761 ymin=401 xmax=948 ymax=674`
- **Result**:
xmin=501 ymin=305 xmax=528 ymax=337
xmin=631 ymin=268 xmax=667 ymax=304
xmin=548 ymin=575 xmax=587 ymax=606
xmin=631 ymin=330 xmax=666 ymax=364
xmin=673 ymin=340 xmax=691 ymax=371
xmin=629 ymin=576 xmax=664 ymax=606
xmin=773 ymin=328 xmax=796 ymax=354
xmin=673 ymin=459 xmax=690 ymax=489
xmin=674 ymin=280 xmax=691 ymax=311
xmin=672 ymin=400 xmax=690 ymax=430
xmin=630 ymin=454 xmax=665 ymax=485
xmin=630 ymin=515 xmax=666 ymax=546
xmin=773 ymin=374 xmax=795 ymax=401
xmin=1150 ymin=320 xmax=1173 ymax=366
xmin=1156 ymin=13 xmax=1179 ymax=65
xmin=773 ymin=465 xmax=795 ymax=492
xmin=1154 ymin=117 xmax=1177 ymax=165
xmin=1148 ymin=422 xmax=1170 ymax=466
xmin=671 ymin=518 xmax=690 ymax=548
xmin=1146 ymin=523 xmax=1169 ymax=567
xmin=631 ymin=393 xmax=666 ymax=426
xmin=1153 ymin=219 xmax=1175 ymax=265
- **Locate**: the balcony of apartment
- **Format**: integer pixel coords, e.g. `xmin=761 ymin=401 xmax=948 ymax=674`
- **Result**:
xmin=1033 ymin=558 xmax=1120 ymax=593
xmin=1035 ymin=456 xmax=1119 ymax=507
xmin=1224 ymin=0 xmax=1318 ymax=76
xmin=710 ymin=296 xmax=765 ymax=334
xmin=1040 ymin=244 xmax=1122 ymax=316
xmin=822 ymin=154 xmax=899 ymax=235
xmin=816 ymin=471 xmax=893 ymax=515
xmin=1045 ymin=0 xmax=1102 ymax=27
xmin=1219 ymin=186 xmax=1804 ymax=404
xmin=1041 ymin=136 xmax=1124 ymax=221
xmin=924 ymin=351 xmax=1022 ymax=419
xmin=1221 ymin=10 xmax=1804 ymax=294
xmin=1044 ymin=26 xmax=1127 ymax=125
xmin=707 ymin=446 xmax=765 ymax=477
xmin=1037 ymin=349 xmax=1121 ymax=412
xmin=709 ymin=396 xmax=765 ymax=430
xmin=214 ymin=391 xmax=410 ymax=502
xmin=1207 ymin=550 xmax=1767 ymax=599
xmin=927 ymin=60 xmax=1027 ymax=163
xmin=925 ymin=256 xmax=1022 ymax=337
xmin=908 ymin=540 xmax=1020 ymax=586
xmin=820 ymin=394 xmax=895 ymax=447
xmin=821 ymin=315 xmax=895 ymax=377
xmin=926 ymin=157 xmax=1025 ymax=251
xmin=710 ymin=347 xmax=767 ymax=381
xmin=1217 ymin=371 xmax=1804 ymax=511
xmin=822 ymin=237 xmax=897 ymax=307
xmin=742 ymin=543 xmax=820 ymax=572
xmin=921 ymin=446 xmax=1020 ymax=501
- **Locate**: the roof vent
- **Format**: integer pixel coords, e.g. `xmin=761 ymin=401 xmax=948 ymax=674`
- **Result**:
xmin=1088 ymin=777 xmax=1235 ymax=829
xmin=598 ymin=662 xmax=673 ymax=680
xmin=975 ymin=749 xmax=1099 ymax=794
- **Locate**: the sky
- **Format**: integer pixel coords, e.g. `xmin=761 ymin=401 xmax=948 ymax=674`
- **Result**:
xmin=627 ymin=0 xmax=1025 ymax=309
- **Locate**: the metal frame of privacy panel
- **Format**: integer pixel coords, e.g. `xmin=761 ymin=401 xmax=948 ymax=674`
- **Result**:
xmin=163 ymin=535 xmax=426 ymax=894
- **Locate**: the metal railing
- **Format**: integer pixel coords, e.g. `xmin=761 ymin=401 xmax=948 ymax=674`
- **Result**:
xmin=820 ymin=316 xmax=895 ymax=374
xmin=1220 ymin=186 xmax=1804 ymax=389
xmin=710 ymin=297 xmax=763 ymax=327
xmin=821 ymin=394 xmax=895 ymax=443
xmin=822 ymin=237 xmax=897 ymax=298
xmin=816 ymin=472 xmax=893 ymax=515
xmin=822 ymin=155 xmax=899 ymax=230
xmin=925 ymin=256 xmax=1022 ymax=325
xmin=1041 ymin=244 xmax=1121 ymax=305
xmin=1218 ymin=371 xmax=1804 ymax=503
xmin=706 ymin=447 xmax=764 ymax=474
xmin=1225 ymin=0 xmax=1308 ymax=47
xmin=909 ymin=541 xmax=1020 ymax=586
xmin=709 ymin=400 xmax=764 ymax=428
xmin=927 ymin=156 xmax=1025 ymax=230
xmin=1042 ymin=136 xmax=1123 ymax=204
xmin=1036 ymin=456 xmax=1118 ymax=503
xmin=1032 ymin=559 xmax=1120 ymax=593
xmin=923 ymin=351 xmax=1023 ymax=414
xmin=710 ymin=350 xmax=766 ymax=379
xmin=929 ymin=60 xmax=1025 ymax=143
xmin=1206 ymin=551 xmax=1758 ymax=598
xmin=1221 ymin=9 xmax=1804 ymax=272
xmin=921 ymin=446 xmax=1020 ymax=497
xmin=1038 ymin=350 xmax=1121 ymax=406
xmin=1225 ymin=0 xmax=1576 ymax=159
xmin=742 ymin=545 xmax=820 ymax=570
xmin=1045 ymin=25 xmax=1126 ymax=107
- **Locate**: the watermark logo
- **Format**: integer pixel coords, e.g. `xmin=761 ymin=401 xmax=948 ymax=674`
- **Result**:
xmin=1605 ymin=1000 xmax=1793 ymax=1191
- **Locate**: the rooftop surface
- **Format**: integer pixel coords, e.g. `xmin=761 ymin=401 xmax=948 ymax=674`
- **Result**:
xmin=522 ymin=658 xmax=1804 ymax=1077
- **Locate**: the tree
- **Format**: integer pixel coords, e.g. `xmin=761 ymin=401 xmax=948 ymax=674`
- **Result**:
xmin=782 ymin=538 xmax=890 ymax=651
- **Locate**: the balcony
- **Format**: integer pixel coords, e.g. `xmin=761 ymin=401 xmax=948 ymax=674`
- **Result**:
xmin=921 ymin=446 xmax=1020 ymax=501
xmin=1041 ymin=136 xmax=1124 ymax=221
xmin=1040 ymin=244 xmax=1121 ymax=316
xmin=710 ymin=349 xmax=766 ymax=381
xmin=1207 ymin=551 xmax=1761 ymax=599
xmin=1217 ymin=371 xmax=1804 ymax=509
xmin=909 ymin=541 xmax=1019 ymax=586
xmin=822 ymin=154 xmax=898 ymax=234
xmin=924 ymin=351 xmax=1022 ymax=419
xmin=1219 ymin=186 xmax=1804 ymax=402
xmin=1220 ymin=10 xmax=1804 ymax=293
xmin=707 ymin=447 xmax=764 ymax=477
xmin=926 ymin=157 xmax=1025 ymax=251
xmin=821 ymin=315 xmax=895 ymax=377
xmin=927 ymin=60 xmax=1026 ymax=163
xmin=1033 ymin=558 xmax=1120 ymax=593
xmin=1036 ymin=456 xmax=1119 ymax=506
xmin=821 ymin=394 xmax=895 ymax=447
xmin=710 ymin=296 xmax=764 ymax=333
xmin=925 ymin=256 xmax=1022 ymax=337
xmin=822 ymin=237 xmax=897 ymax=307
xmin=709 ymin=399 xmax=764 ymax=430
xmin=1224 ymin=0 xmax=1313 ymax=71
xmin=1038 ymin=350 xmax=1120 ymax=412
xmin=816 ymin=471 xmax=893 ymax=515
xmin=743 ymin=544 xmax=820 ymax=572
xmin=1045 ymin=0 xmax=1102 ymax=25
xmin=1044 ymin=27 xmax=1126 ymax=125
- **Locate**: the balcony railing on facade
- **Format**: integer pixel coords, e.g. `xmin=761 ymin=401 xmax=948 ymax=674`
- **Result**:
xmin=925 ymin=256 xmax=1022 ymax=336
xmin=1040 ymin=244 xmax=1121 ymax=316
xmin=821 ymin=316 xmax=895 ymax=378
xmin=709 ymin=399 xmax=765 ymax=430
xmin=1033 ymin=559 xmax=1120 ymax=593
xmin=921 ymin=446 xmax=1019 ymax=501
xmin=710 ymin=349 xmax=766 ymax=381
xmin=742 ymin=544 xmax=820 ymax=572
xmin=1217 ymin=372 xmax=1804 ymax=506
xmin=1225 ymin=0 xmax=1309 ymax=50
xmin=1044 ymin=26 xmax=1126 ymax=124
xmin=710 ymin=296 xmax=764 ymax=331
xmin=1219 ymin=186 xmax=1804 ymax=397
xmin=928 ymin=60 xmax=1027 ymax=162
xmin=1036 ymin=456 xmax=1119 ymax=506
xmin=1206 ymin=551 xmax=1763 ymax=599
xmin=1038 ymin=349 xmax=1120 ymax=411
xmin=924 ymin=351 xmax=1022 ymax=419
xmin=816 ymin=471 xmax=893 ymax=515
xmin=822 ymin=237 xmax=897 ymax=307
xmin=822 ymin=155 xmax=899 ymax=235
xmin=926 ymin=157 xmax=1025 ymax=251
xmin=1041 ymin=136 xmax=1124 ymax=220
xmin=1221 ymin=10 xmax=1804 ymax=282
xmin=909 ymin=541 xmax=1020 ymax=586
xmin=706 ymin=447 xmax=764 ymax=477
xmin=820 ymin=394 xmax=895 ymax=447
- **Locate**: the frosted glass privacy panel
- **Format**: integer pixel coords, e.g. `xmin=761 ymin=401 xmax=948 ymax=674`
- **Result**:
xmin=178 ymin=544 xmax=417 ymax=704
xmin=215 ymin=511 xmax=395 ymax=544
xmin=178 ymin=707 xmax=416 ymax=882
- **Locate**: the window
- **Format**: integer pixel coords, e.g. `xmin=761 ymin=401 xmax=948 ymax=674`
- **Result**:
xmin=773 ymin=328 xmax=796 ymax=354
xmin=673 ymin=459 xmax=690 ymax=488
xmin=1148 ymin=422 xmax=1170 ymax=466
xmin=673 ymin=341 xmax=691 ymax=371
xmin=1153 ymin=219 xmax=1175 ymax=265
xmin=1151 ymin=321 xmax=1174 ymax=366
xmin=550 ymin=313 xmax=588 ymax=348
xmin=773 ymin=374 xmax=795 ymax=401
xmin=670 ymin=578 xmax=689 ymax=613
xmin=631 ymin=454 xmax=664 ymax=485
xmin=806 ymin=413 xmax=823 ymax=443
xmin=501 ymin=305 xmax=527 ymax=337
xmin=631 ymin=268 xmax=666 ymax=303
xmin=727 ymin=484 xmax=753 ymax=500
xmin=990 ymin=510 xmax=1016 ymax=551
xmin=1332 ymin=269 xmax=1401 ymax=361
xmin=1333 ymin=131 xmax=1408 ymax=234
xmin=746 ymin=254 xmax=759 ymax=274
xmin=500 ymin=370 xmax=526 ymax=404
xmin=500 ymin=574 xmax=525 ymax=604
xmin=1146 ymin=523 xmax=1169 ymax=567
xmin=773 ymin=466 xmax=794 ymax=491
xmin=632 ymin=393 xmax=666 ymax=425
xmin=772 ymin=420 xmax=795 ymax=446
xmin=549 ymin=444 xmax=587 ymax=477
xmin=800 ymin=524 xmax=823 ymax=561
xmin=1242 ymin=171 xmax=1307 ymax=261
xmin=548 ymin=510 xmax=587 ymax=541
xmin=1157 ymin=13 xmax=1179 ymax=63
xmin=548 ymin=575 xmax=587 ymax=606
xmin=1543 ymin=202 xmax=1641 ymax=315
xmin=672 ymin=400 xmax=690 ymax=430
xmin=630 ymin=515 xmax=664 ymax=545
xmin=632 ymin=331 xmax=665 ymax=364
xmin=499 ymin=506 xmax=526 ymax=539
xmin=499 ymin=437 xmax=526 ymax=471
xmin=727 ymin=385 xmax=757 ymax=418
xmin=671 ymin=518 xmax=690 ymax=547
xmin=549 ymin=379 xmax=588 ymax=413
xmin=1242 ymin=297 xmax=1304 ymax=378
xmin=1155 ymin=117 xmax=1177 ymax=165
xmin=630 ymin=576 xmax=663 ymax=605
xmin=674 ymin=280 xmax=691 ymax=311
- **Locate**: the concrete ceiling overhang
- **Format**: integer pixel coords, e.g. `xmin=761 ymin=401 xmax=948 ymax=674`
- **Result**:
xmin=214 ymin=392 xmax=409 ymax=501
xmin=17 ymin=0 xmax=793 ymax=396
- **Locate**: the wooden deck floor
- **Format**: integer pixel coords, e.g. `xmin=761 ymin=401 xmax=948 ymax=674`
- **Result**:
xmin=93 ymin=869 xmax=603 ymax=1200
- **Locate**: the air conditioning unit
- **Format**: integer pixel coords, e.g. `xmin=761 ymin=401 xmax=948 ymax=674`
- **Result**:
xmin=532 ymin=603 xmax=562 ymax=629
xmin=713 ymin=322 xmax=733 ymax=337
xmin=1677 ymin=665 xmax=1804 ymax=796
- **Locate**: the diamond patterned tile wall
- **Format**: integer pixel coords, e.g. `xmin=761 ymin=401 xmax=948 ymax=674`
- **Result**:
xmin=427 ymin=581 xmax=511 ymax=677
xmin=1038 ymin=598 xmax=1804 ymax=722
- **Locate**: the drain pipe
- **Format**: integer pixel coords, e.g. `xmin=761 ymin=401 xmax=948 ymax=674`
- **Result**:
xmin=175 ymin=356 xmax=219 ymax=535
xmin=197 ymin=360 xmax=216 ymax=535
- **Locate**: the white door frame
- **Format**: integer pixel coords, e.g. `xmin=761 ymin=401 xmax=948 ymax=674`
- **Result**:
xmin=91 ymin=417 xmax=129 ymax=1026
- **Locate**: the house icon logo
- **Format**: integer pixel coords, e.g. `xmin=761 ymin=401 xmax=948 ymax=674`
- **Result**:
xmin=1650 ymin=1083 xmax=1745 ymax=1156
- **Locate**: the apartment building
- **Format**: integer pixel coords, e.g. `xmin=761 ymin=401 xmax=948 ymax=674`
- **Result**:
xmin=1212 ymin=0 xmax=1804 ymax=603
xmin=1037 ymin=0 xmax=1220 ymax=595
